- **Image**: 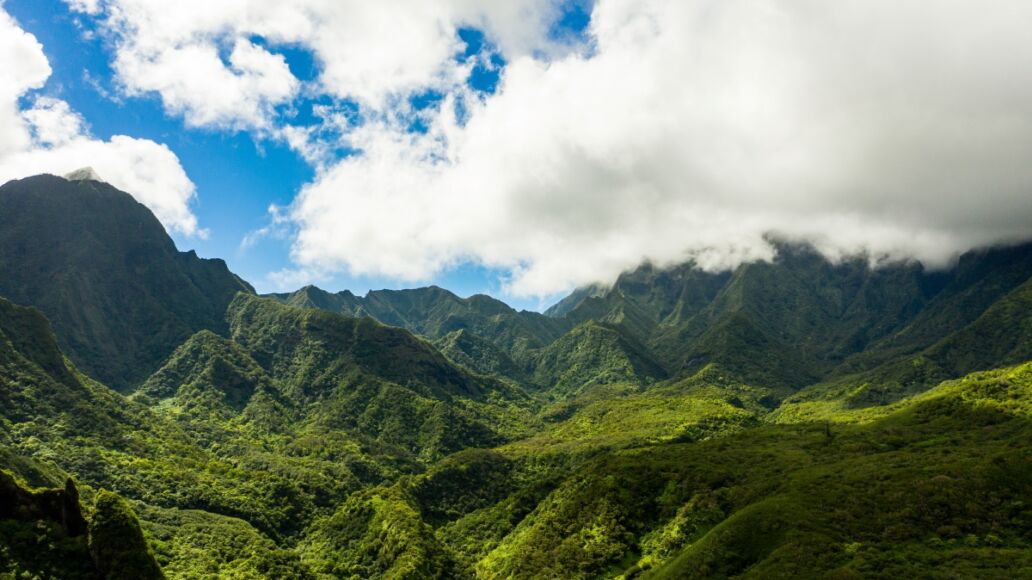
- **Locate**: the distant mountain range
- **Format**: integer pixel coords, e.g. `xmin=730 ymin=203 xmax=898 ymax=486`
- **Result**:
xmin=271 ymin=237 xmax=1032 ymax=407
xmin=1 ymin=173 xmax=1030 ymax=578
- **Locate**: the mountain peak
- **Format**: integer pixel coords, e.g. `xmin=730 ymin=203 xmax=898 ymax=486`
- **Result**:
xmin=63 ymin=167 xmax=105 ymax=183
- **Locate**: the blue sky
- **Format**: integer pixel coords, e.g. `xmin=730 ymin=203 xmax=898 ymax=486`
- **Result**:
xmin=4 ymin=0 xmax=591 ymax=311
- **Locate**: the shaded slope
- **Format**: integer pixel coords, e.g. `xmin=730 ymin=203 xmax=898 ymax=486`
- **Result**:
xmin=0 ymin=296 xmax=322 ymax=548
xmin=783 ymin=273 xmax=1032 ymax=410
xmin=135 ymin=330 xmax=277 ymax=420
xmin=0 ymin=174 xmax=253 ymax=390
xmin=835 ymin=241 xmax=1032 ymax=374
xmin=433 ymin=329 xmax=527 ymax=381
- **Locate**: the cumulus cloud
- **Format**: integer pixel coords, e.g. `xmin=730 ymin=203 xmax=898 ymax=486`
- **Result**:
xmin=285 ymin=0 xmax=1032 ymax=295
xmin=0 ymin=5 xmax=201 ymax=236
xmin=0 ymin=5 xmax=50 ymax=157
xmin=114 ymin=37 xmax=298 ymax=130
xmin=68 ymin=0 xmax=567 ymax=129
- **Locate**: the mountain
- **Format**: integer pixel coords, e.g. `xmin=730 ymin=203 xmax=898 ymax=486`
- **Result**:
xmin=0 ymin=294 xmax=341 ymax=573
xmin=780 ymin=270 xmax=1032 ymax=412
xmin=269 ymin=285 xmax=570 ymax=368
xmin=279 ymin=242 xmax=1032 ymax=406
xmin=553 ymin=241 xmax=1032 ymax=396
xmin=530 ymin=321 xmax=667 ymax=399
xmin=0 ymin=174 xmax=253 ymax=390
xmin=432 ymin=329 xmax=528 ymax=381
xmin=2 ymin=171 xmax=1032 ymax=578
xmin=219 ymin=293 xmax=533 ymax=459
xmin=0 ymin=288 xmax=527 ymax=576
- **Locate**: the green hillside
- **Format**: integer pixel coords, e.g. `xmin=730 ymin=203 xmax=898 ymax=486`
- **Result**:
xmin=2 ymin=174 xmax=1032 ymax=578
xmin=529 ymin=321 xmax=667 ymax=399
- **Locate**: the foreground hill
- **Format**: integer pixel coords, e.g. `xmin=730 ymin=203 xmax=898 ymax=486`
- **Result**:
xmin=0 ymin=174 xmax=254 ymax=390
xmin=0 ymin=470 xmax=162 ymax=579
xmin=290 ymin=362 xmax=1032 ymax=578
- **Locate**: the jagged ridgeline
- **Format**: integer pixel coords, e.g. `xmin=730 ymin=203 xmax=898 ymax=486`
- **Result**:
xmin=279 ymin=240 xmax=1032 ymax=406
xmin=1 ymin=173 xmax=1031 ymax=578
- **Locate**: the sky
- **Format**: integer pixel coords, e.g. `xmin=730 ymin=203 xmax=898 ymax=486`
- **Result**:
xmin=1 ymin=0 xmax=1031 ymax=311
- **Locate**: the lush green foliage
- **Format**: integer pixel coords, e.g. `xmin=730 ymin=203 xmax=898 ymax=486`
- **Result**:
xmin=529 ymin=321 xmax=666 ymax=399
xmin=89 ymin=491 xmax=164 ymax=579
xmin=0 ymin=471 xmax=160 ymax=580
xmin=4 ymin=175 xmax=1032 ymax=578
xmin=475 ymin=364 xmax=1032 ymax=578
xmin=270 ymin=285 xmax=570 ymax=368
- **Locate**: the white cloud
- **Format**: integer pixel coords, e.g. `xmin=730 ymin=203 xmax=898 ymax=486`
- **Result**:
xmin=284 ymin=0 xmax=1032 ymax=296
xmin=0 ymin=5 xmax=50 ymax=157
xmin=19 ymin=97 xmax=86 ymax=146
xmin=113 ymin=36 xmax=298 ymax=130
xmin=70 ymin=0 xmax=566 ymax=128
xmin=0 ymin=5 xmax=201 ymax=237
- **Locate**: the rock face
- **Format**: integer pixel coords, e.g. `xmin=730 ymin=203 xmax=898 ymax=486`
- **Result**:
xmin=0 ymin=174 xmax=254 ymax=390
xmin=0 ymin=471 xmax=88 ymax=538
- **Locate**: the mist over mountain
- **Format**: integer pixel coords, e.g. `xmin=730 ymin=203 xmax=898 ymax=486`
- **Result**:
xmin=277 ymin=238 xmax=1032 ymax=404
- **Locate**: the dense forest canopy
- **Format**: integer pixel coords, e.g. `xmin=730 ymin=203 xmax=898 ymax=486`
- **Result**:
xmin=0 ymin=175 xmax=1030 ymax=578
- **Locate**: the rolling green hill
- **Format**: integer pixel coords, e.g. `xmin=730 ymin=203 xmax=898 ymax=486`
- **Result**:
xmin=291 ymin=363 xmax=1032 ymax=579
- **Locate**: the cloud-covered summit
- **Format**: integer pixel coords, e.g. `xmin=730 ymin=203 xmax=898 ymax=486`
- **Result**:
xmin=288 ymin=0 xmax=1032 ymax=295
